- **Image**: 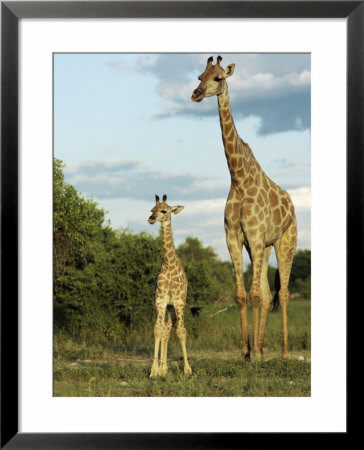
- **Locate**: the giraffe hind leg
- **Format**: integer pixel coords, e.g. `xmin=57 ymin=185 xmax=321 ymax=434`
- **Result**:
xmin=274 ymin=218 xmax=297 ymax=359
xmin=175 ymin=303 xmax=192 ymax=375
xmin=257 ymin=245 xmax=273 ymax=360
xmin=247 ymin=238 xmax=265 ymax=360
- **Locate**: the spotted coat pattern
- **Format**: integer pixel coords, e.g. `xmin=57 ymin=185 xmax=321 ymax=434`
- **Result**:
xmin=148 ymin=195 xmax=192 ymax=377
xmin=192 ymin=56 xmax=298 ymax=360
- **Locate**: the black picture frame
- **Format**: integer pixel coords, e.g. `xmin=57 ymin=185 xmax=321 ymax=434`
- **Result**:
xmin=1 ymin=1 xmax=359 ymax=448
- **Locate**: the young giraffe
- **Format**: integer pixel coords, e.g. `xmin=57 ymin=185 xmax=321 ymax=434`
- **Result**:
xmin=148 ymin=194 xmax=192 ymax=377
xmin=192 ymin=56 xmax=297 ymax=360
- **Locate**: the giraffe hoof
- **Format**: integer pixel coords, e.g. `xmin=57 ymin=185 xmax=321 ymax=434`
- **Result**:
xmin=158 ymin=365 xmax=168 ymax=376
xmin=281 ymin=352 xmax=290 ymax=360
xmin=184 ymin=365 xmax=192 ymax=375
xmin=150 ymin=363 xmax=159 ymax=378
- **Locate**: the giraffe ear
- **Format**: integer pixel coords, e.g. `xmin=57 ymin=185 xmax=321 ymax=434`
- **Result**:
xmin=171 ymin=205 xmax=184 ymax=215
xmin=224 ymin=64 xmax=235 ymax=78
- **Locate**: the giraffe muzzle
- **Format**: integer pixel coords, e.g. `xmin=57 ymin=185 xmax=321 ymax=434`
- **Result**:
xmin=148 ymin=216 xmax=156 ymax=224
xmin=191 ymin=88 xmax=204 ymax=102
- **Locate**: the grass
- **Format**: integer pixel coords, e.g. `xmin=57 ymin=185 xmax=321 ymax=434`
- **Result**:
xmin=54 ymin=298 xmax=310 ymax=397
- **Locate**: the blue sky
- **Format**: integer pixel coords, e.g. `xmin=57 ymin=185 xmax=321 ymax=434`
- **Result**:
xmin=54 ymin=53 xmax=310 ymax=263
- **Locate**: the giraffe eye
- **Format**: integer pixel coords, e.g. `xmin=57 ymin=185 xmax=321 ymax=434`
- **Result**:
xmin=161 ymin=210 xmax=167 ymax=214
xmin=215 ymin=76 xmax=222 ymax=82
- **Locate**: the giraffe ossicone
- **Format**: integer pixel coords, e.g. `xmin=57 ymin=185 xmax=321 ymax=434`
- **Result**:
xmin=148 ymin=194 xmax=192 ymax=377
xmin=192 ymin=56 xmax=298 ymax=360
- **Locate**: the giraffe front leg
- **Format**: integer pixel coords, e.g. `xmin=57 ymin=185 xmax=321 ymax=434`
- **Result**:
xmin=158 ymin=330 xmax=167 ymax=376
xmin=158 ymin=310 xmax=173 ymax=376
xmin=248 ymin=240 xmax=265 ymax=361
xmin=225 ymin=225 xmax=249 ymax=360
xmin=150 ymin=302 xmax=166 ymax=378
xmin=150 ymin=322 xmax=161 ymax=378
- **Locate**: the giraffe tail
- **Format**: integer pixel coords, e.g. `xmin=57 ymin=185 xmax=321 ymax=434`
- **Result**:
xmin=271 ymin=269 xmax=280 ymax=312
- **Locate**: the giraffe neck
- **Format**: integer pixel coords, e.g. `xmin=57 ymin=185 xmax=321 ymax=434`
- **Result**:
xmin=217 ymin=89 xmax=253 ymax=185
xmin=161 ymin=220 xmax=177 ymax=265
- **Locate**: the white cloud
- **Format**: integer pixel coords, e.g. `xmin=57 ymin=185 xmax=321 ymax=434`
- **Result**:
xmin=287 ymin=186 xmax=311 ymax=211
xmin=182 ymin=198 xmax=226 ymax=215
xmin=63 ymin=159 xmax=226 ymax=201
xmin=229 ymin=70 xmax=310 ymax=100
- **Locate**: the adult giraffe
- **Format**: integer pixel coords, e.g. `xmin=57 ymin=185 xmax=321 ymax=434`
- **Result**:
xmin=192 ymin=56 xmax=297 ymax=360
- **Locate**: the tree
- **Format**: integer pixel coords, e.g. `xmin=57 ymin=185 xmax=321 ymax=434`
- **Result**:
xmin=289 ymin=249 xmax=311 ymax=298
xmin=53 ymin=158 xmax=105 ymax=278
xmin=177 ymin=237 xmax=235 ymax=306
xmin=54 ymin=159 xmax=119 ymax=340
xmin=290 ymin=249 xmax=311 ymax=284
xmin=106 ymin=229 xmax=163 ymax=327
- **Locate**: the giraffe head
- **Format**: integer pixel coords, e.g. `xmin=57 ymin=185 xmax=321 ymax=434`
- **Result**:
xmin=191 ymin=55 xmax=235 ymax=102
xmin=148 ymin=194 xmax=184 ymax=224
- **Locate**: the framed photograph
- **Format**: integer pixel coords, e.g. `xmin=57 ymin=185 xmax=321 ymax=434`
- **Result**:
xmin=2 ymin=1 xmax=359 ymax=448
